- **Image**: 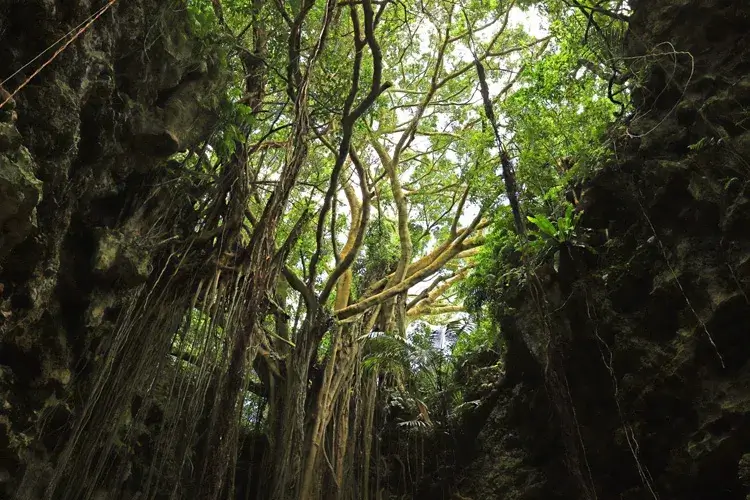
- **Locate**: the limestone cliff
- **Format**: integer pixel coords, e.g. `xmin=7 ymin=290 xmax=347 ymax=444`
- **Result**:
xmin=0 ymin=1 xmax=226 ymax=497
xmin=453 ymin=1 xmax=750 ymax=499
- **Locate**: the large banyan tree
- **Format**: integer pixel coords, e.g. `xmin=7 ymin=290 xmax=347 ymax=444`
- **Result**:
xmin=0 ymin=0 xmax=625 ymax=498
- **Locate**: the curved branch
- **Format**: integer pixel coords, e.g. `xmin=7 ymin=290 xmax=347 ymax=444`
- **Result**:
xmin=307 ymin=0 xmax=391 ymax=287
xmin=451 ymin=185 xmax=470 ymax=237
xmin=283 ymin=266 xmax=318 ymax=314
xmin=320 ymin=147 xmax=372 ymax=305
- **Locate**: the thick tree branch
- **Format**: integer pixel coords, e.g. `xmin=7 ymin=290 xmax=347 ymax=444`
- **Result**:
xmin=321 ymin=147 xmax=372 ymax=305
xmin=337 ymin=210 xmax=484 ymax=320
xmin=364 ymin=219 xmax=489 ymax=295
xmin=407 ymin=305 xmax=464 ymax=318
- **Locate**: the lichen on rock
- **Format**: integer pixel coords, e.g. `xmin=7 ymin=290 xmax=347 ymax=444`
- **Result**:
xmin=0 ymin=136 xmax=42 ymax=261
xmin=92 ymin=229 xmax=152 ymax=287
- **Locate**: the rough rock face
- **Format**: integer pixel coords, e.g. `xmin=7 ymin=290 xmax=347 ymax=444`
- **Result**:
xmin=453 ymin=1 xmax=750 ymax=499
xmin=0 ymin=1 xmax=225 ymax=497
xmin=453 ymin=381 xmax=574 ymax=500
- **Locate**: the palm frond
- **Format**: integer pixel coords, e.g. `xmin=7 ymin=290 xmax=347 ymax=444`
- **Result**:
xmin=363 ymin=334 xmax=412 ymax=374
xmin=443 ymin=316 xmax=476 ymax=345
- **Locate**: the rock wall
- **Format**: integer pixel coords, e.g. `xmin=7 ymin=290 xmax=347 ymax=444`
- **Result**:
xmin=0 ymin=1 xmax=226 ymax=497
xmin=456 ymin=0 xmax=750 ymax=499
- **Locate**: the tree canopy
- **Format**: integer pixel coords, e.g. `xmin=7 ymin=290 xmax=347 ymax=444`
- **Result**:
xmin=34 ymin=0 xmax=631 ymax=498
xmin=175 ymin=0 xmax=630 ymax=497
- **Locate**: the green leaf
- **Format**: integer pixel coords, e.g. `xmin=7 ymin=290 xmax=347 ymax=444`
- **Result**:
xmin=565 ymin=203 xmax=574 ymax=221
xmin=527 ymin=215 xmax=557 ymax=238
